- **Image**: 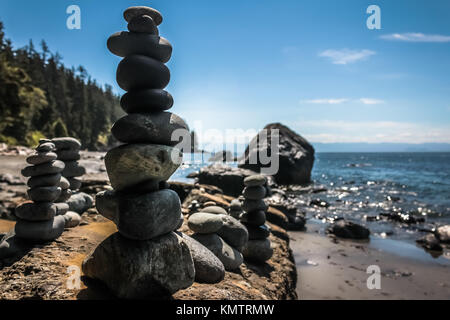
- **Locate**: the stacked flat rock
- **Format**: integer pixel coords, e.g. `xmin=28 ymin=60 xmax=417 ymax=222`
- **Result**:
xmin=229 ymin=198 xmax=243 ymax=219
xmin=15 ymin=141 xmax=66 ymax=242
xmin=51 ymin=137 xmax=85 ymax=228
xmin=188 ymin=204 xmax=248 ymax=271
xmin=240 ymin=175 xmax=273 ymax=263
xmin=82 ymin=6 xmax=194 ymax=299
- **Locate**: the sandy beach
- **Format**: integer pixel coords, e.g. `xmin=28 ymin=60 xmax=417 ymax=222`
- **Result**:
xmin=291 ymin=223 xmax=450 ymax=300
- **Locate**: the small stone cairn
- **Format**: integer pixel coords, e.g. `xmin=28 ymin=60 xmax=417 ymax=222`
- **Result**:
xmin=82 ymin=6 xmax=195 ymax=298
xmin=188 ymin=202 xmax=248 ymax=271
xmin=15 ymin=141 xmax=67 ymax=242
xmin=240 ymin=175 xmax=273 ymax=263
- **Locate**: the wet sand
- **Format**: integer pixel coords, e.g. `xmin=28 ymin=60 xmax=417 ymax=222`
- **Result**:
xmin=290 ymin=223 xmax=450 ymax=300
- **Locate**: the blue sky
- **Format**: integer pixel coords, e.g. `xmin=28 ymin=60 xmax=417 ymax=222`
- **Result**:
xmin=1 ymin=0 xmax=449 ymax=149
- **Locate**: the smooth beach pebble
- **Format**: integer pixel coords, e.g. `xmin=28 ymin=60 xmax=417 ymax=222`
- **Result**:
xmin=56 ymin=188 xmax=72 ymax=202
xmin=14 ymin=215 xmax=65 ymax=242
xmin=243 ymin=185 xmax=267 ymax=200
xmin=104 ymin=143 xmax=182 ymax=191
xmin=26 ymin=152 xmax=57 ymax=165
xmin=111 ymin=112 xmax=189 ymax=146
xmin=217 ymin=214 xmax=248 ymax=250
xmin=120 ymin=89 xmax=173 ymax=113
xmin=54 ymin=202 xmax=70 ymax=216
xmin=52 ymin=137 xmax=81 ymax=151
xmin=200 ymin=206 xmax=228 ymax=215
xmin=68 ymin=177 xmax=82 ymax=190
xmin=243 ymin=238 xmax=273 ymax=263
xmin=59 ymin=176 xmax=70 ymax=190
xmin=21 ymin=160 xmax=65 ymax=177
xmin=243 ymin=175 xmax=267 ymax=187
xmin=242 ymin=199 xmax=268 ymax=213
xmin=246 ymin=224 xmax=271 ymax=240
xmin=107 ymin=32 xmax=172 ymax=63
xmin=123 ymin=6 xmax=163 ymax=25
xmin=56 ymin=149 xmax=80 ymax=161
xmin=15 ymin=202 xmax=56 ymax=221
xmin=188 ymin=212 xmax=224 ymax=234
xmin=128 ymin=15 xmax=159 ymax=34
xmin=62 ymin=161 xmax=86 ymax=178
xmin=63 ymin=211 xmax=82 ymax=228
xmin=27 ymin=186 xmax=62 ymax=202
xmin=240 ymin=210 xmax=267 ymax=226
xmin=27 ymin=173 xmax=62 ymax=188
xmin=36 ymin=142 xmax=55 ymax=153
xmin=116 ymin=55 xmax=170 ymax=91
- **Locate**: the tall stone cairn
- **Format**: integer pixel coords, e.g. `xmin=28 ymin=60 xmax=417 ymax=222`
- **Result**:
xmin=82 ymin=6 xmax=195 ymax=299
xmin=15 ymin=140 xmax=67 ymax=242
xmin=240 ymin=175 xmax=273 ymax=263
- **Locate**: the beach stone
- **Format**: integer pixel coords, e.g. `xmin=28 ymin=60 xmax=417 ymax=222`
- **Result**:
xmin=116 ymin=55 xmax=170 ymax=91
xmin=229 ymin=199 xmax=242 ymax=211
xmin=204 ymin=201 xmax=217 ymax=207
xmin=82 ymin=232 xmax=195 ymax=299
xmin=200 ymin=206 xmax=228 ymax=215
xmin=26 ymin=152 xmax=57 ymax=165
xmin=177 ymin=232 xmax=225 ymax=284
xmin=436 ymin=225 xmax=450 ymax=243
xmin=246 ymin=224 xmax=271 ymax=240
xmin=62 ymin=161 xmax=86 ymax=178
xmin=243 ymin=185 xmax=266 ymax=200
xmin=121 ymin=89 xmax=173 ymax=113
xmin=63 ymin=211 xmax=81 ymax=228
xmin=56 ymin=188 xmax=72 ymax=202
xmin=27 ymin=173 xmax=61 ymax=188
xmin=123 ymin=6 xmax=163 ymax=25
xmin=240 ymin=210 xmax=266 ymax=226
xmin=328 ymin=220 xmax=370 ymax=240
xmin=107 ymin=32 xmax=171 ymax=63
xmin=27 ymin=186 xmax=61 ymax=202
xmin=128 ymin=15 xmax=159 ymax=34
xmin=192 ymin=233 xmax=243 ymax=271
xmin=111 ymin=112 xmax=189 ymax=146
xmin=56 ymin=150 xmax=80 ymax=161
xmin=243 ymin=175 xmax=267 ymax=187
xmin=21 ymin=160 xmax=65 ymax=177
xmin=15 ymin=202 xmax=56 ymax=221
xmin=176 ymin=213 xmax=184 ymax=230
xmin=229 ymin=210 xmax=241 ymax=219
xmin=96 ymin=189 xmax=181 ymax=240
xmin=52 ymin=137 xmax=81 ymax=151
xmin=36 ymin=142 xmax=55 ymax=153
xmin=217 ymin=214 xmax=248 ymax=250
xmin=54 ymin=202 xmax=70 ymax=215
xmin=0 ymin=232 xmax=28 ymax=259
xmin=68 ymin=178 xmax=82 ymax=190
xmin=242 ymin=199 xmax=268 ymax=213
xmin=59 ymin=176 xmax=70 ymax=189
xmin=417 ymin=234 xmax=443 ymax=252
xmin=188 ymin=212 xmax=223 ymax=234
xmin=243 ymin=239 xmax=273 ymax=263
xmin=67 ymin=192 xmax=93 ymax=214
xmin=15 ymin=215 xmax=65 ymax=242
xmin=105 ymin=143 xmax=182 ymax=191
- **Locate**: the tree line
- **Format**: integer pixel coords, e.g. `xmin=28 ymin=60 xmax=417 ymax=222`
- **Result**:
xmin=0 ymin=21 xmax=123 ymax=150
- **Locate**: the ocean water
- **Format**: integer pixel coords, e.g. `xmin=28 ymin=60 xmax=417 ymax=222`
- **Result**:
xmin=172 ymin=152 xmax=450 ymax=243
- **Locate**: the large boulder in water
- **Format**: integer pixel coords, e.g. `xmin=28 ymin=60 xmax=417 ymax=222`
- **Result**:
xmin=238 ymin=123 xmax=314 ymax=185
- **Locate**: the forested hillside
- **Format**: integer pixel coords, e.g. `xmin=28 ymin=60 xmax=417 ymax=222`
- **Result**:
xmin=0 ymin=21 xmax=123 ymax=150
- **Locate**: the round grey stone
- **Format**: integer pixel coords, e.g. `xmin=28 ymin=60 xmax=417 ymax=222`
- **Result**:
xmin=240 ymin=210 xmax=266 ymax=226
xmin=246 ymin=224 xmax=271 ymax=240
xmin=192 ymin=233 xmax=243 ymax=271
xmin=15 ymin=202 xmax=56 ymax=221
xmin=27 ymin=173 xmax=61 ymax=188
xmin=111 ymin=112 xmax=189 ymax=146
xmin=63 ymin=211 xmax=81 ymax=228
xmin=128 ymin=15 xmax=159 ymax=34
xmin=67 ymin=192 xmax=93 ymax=214
xmin=59 ymin=176 xmax=70 ymax=189
xmin=52 ymin=137 xmax=81 ymax=151
xmin=229 ymin=199 xmax=242 ymax=211
xmin=242 ymin=199 xmax=268 ymax=213
xmin=96 ymin=189 xmax=181 ymax=240
xmin=62 ymin=161 xmax=86 ymax=178
xmin=36 ymin=142 xmax=55 ymax=153
xmin=28 ymin=186 xmax=61 ymax=202
xmin=217 ymin=214 xmax=248 ymax=251
xmin=243 ymin=185 xmax=267 ymax=200
xmin=116 ymin=54 xmax=170 ymax=91
xmin=82 ymin=232 xmax=195 ymax=299
xmin=15 ymin=215 xmax=65 ymax=242
xmin=56 ymin=150 xmax=80 ymax=161
xmin=200 ymin=206 xmax=228 ymax=215
xmin=123 ymin=6 xmax=163 ymax=25
xmin=56 ymin=188 xmax=72 ymax=202
xmin=21 ymin=160 xmax=65 ymax=177
xmin=54 ymin=202 xmax=70 ymax=215
xmin=68 ymin=177 xmax=82 ymax=190
xmin=177 ymin=232 xmax=225 ymax=284
xmin=188 ymin=212 xmax=223 ymax=234
xmin=105 ymin=143 xmax=182 ymax=191
xmin=26 ymin=152 xmax=57 ymax=165
xmin=107 ymin=32 xmax=171 ymax=63
xmin=176 ymin=213 xmax=184 ymax=230
xmin=243 ymin=175 xmax=267 ymax=187
xmin=243 ymin=239 xmax=273 ymax=263
xmin=121 ymin=89 xmax=173 ymax=113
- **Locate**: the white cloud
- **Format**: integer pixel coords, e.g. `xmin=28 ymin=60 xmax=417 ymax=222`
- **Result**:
xmin=319 ymin=49 xmax=376 ymax=65
xmin=295 ymin=120 xmax=450 ymax=143
xmin=300 ymin=98 xmax=349 ymax=104
xmin=380 ymin=33 xmax=450 ymax=43
xmin=359 ymin=98 xmax=385 ymax=105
